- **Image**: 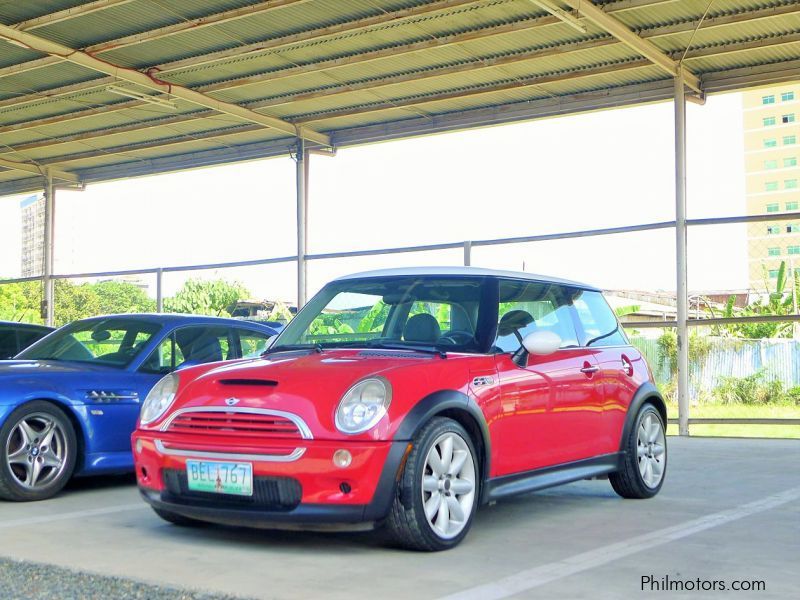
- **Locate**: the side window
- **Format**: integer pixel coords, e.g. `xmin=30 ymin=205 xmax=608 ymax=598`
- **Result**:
xmin=175 ymin=326 xmax=232 ymax=365
xmin=495 ymin=280 xmax=580 ymax=353
xmin=238 ymin=330 xmax=273 ymax=359
xmin=140 ymin=326 xmax=233 ymax=374
xmin=573 ymin=291 xmax=627 ymax=347
xmin=140 ymin=334 xmax=183 ymax=374
xmin=0 ymin=327 xmax=17 ymax=359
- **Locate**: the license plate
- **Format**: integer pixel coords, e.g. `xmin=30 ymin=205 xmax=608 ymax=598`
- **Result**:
xmin=186 ymin=460 xmax=253 ymax=496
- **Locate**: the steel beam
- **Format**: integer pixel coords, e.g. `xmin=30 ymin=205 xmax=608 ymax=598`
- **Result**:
xmin=43 ymin=174 xmax=55 ymax=327
xmin=295 ymin=139 xmax=309 ymax=308
xmin=0 ymin=157 xmax=78 ymax=183
xmin=674 ymin=73 xmax=689 ymax=436
xmin=0 ymin=24 xmax=331 ymax=147
xmin=561 ymin=0 xmax=702 ymax=94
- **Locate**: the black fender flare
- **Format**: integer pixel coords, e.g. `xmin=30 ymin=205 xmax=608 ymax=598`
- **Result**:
xmin=394 ymin=390 xmax=492 ymax=491
xmin=619 ymin=382 xmax=667 ymax=452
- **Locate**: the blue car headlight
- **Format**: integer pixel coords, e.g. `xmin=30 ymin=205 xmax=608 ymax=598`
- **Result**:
xmin=140 ymin=373 xmax=178 ymax=426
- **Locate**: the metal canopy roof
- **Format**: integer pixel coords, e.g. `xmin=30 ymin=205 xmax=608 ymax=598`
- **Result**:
xmin=0 ymin=0 xmax=798 ymax=196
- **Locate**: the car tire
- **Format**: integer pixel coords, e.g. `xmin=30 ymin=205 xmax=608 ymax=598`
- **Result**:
xmin=610 ymin=403 xmax=667 ymax=499
xmin=385 ymin=417 xmax=479 ymax=551
xmin=0 ymin=401 xmax=78 ymax=502
xmin=152 ymin=507 xmax=205 ymax=527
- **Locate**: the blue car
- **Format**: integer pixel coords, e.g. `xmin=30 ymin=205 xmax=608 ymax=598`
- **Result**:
xmin=0 ymin=314 xmax=278 ymax=501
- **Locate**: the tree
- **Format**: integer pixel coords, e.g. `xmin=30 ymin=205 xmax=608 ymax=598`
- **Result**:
xmin=164 ymin=279 xmax=250 ymax=317
xmin=717 ymin=261 xmax=798 ymax=338
xmin=0 ymin=281 xmax=42 ymax=323
xmin=93 ymin=280 xmax=155 ymax=315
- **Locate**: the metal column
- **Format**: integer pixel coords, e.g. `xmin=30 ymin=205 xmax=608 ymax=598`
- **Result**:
xmin=156 ymin=268 xmax=164 ymax=313
xmin=43 ymin=172 xmax=55 ymax=327
xmin=463 ymin=241 xmax=472 ymax=266
xmin=674 ymin=74 xmax=690 ymax=436
xmin=295 ymin=139 xmax=309 ymax=308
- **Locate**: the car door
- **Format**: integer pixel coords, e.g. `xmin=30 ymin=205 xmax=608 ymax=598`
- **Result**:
xmin=491 ymin=280 xmax=605 ymax=476
xmin=572 ymin=290 xmax=638 ymax=455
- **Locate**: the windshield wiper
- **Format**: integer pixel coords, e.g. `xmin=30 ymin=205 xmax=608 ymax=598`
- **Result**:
xmin=363 ymin=340 xmax=447 ymax=359
xmin=262 ymin=343 xmax=322 ymax=356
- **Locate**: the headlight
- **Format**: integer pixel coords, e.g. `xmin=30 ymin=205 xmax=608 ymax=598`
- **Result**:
xmin=335 ymin=378 xmax=391 ymax=434
xmin=140 ymin=373 xmax=179 ymax=426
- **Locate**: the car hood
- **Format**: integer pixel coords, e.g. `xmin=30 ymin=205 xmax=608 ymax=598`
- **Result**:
xmin=165 ymin=348 xmax=478 ymax=440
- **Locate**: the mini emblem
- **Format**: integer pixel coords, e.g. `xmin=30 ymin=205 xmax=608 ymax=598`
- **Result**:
xmin=472 ymin=376 xmax=494 ymax=387
xmin=225 ymin=398 xmax=240 ymax=406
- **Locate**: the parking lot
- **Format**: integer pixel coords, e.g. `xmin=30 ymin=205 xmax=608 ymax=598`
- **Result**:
xmin=1 ymin=436 xmax=797 ymax=599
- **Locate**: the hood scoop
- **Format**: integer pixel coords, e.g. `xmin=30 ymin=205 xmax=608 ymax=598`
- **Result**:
xmin=218 ymin=378 xmax=278 ymax=387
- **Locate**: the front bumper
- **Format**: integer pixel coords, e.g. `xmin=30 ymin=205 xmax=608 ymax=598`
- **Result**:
xmin=132 ymin=431 xmax=410 ymax=529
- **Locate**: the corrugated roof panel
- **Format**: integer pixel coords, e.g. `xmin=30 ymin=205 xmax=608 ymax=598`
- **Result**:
xmin=0 ymin=62 xmax=100 ymax=104
xmin=0 ymin=0 xmax=799 ymax=195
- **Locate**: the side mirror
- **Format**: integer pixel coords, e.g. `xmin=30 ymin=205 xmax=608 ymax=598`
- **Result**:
xmin=522 ymin=331 xmax=562 ymax=356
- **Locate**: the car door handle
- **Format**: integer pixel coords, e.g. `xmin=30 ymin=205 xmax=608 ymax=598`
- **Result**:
xmin=580 ymin=365 xmax=600 ymax=374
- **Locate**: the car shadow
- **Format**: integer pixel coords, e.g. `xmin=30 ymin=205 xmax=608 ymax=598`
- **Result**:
xmin=140 ymin=479 xmax=621 ymax=554
xmin=64 ymin=472 xmax=137 ymax=493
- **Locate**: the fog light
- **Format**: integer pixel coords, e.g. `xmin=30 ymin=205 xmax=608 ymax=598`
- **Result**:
xmin=333 ymin=449 xmax=352 ymax=468
xmin=135 ymin=439 xmax=143 ymax=454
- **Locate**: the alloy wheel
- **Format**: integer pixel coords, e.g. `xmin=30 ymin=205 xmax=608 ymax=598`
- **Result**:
xmin=637 ymin=412 xmax=666 ymax=489
xmin=5 ymin=412 xmax=69 ymax=490
xmin=421 ymin=432 xmax=476 ymax=539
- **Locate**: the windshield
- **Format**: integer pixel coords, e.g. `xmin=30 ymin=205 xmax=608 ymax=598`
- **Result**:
xmin=17 ymin=318 xmax=162 ymax=368
xmin=272 ymin=276 xmax=493 ymax=353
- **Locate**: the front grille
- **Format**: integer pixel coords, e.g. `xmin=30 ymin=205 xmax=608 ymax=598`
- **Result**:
xmin=162 ymin=469 xmax=302 ymax=511
xmin=166 ymin=411 xmax=303 ymax=440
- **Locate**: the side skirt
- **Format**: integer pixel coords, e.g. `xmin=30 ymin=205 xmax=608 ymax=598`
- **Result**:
xmin=483 ymin=452 xmax=624 ymax=503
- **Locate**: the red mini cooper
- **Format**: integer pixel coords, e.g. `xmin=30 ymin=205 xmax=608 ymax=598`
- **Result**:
xmin=132 ymin=268 xmax=666 ymax=550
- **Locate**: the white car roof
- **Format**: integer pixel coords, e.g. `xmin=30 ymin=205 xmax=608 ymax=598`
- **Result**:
xmin=333 ymin=266 xmax=600 ymax=291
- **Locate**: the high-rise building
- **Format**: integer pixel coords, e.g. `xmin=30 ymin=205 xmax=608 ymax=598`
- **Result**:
xmin=20 ymin=194 xmax=44 ymax=277
xmin=743 ymin=83 xmax=800 ymax=292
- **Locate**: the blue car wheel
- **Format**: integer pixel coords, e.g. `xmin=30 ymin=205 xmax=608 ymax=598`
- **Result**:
xmin=0 ymin=401 xmax=77 ymax=501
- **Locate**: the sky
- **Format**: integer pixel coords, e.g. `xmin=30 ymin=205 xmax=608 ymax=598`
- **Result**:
xmin=0 ymin=90 xmax=748 ymax=303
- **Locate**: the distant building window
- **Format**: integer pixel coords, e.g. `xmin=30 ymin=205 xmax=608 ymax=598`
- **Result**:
xmin=789 ymin=246 xmax=800 ymax=255
xmin=785 ymin=135 xmax=797 ymax=146
xmin=782 ymin=91 xmax=796 ymax=102
xmin=783 ymin=114 xmax=796 ymax=124
xmin=785 ymin=157 xmax=798 ymax=168
xmin=768 ymin=247 xmax=781 ymax=256
xmin=765 ymin=160 xmax=778 ymax=169
xmin=764 ymin=116 xmax=777 ymax=126
xmin=788 ymin=224 xmax=800 ymax=233
xmin=768 ymin=226 xmax=780 ymax=234
xmin=763 ymin=95 xmax=776 ymax=105
xmin=769 ymin=269 xmax=779 ymax=278
xmin=787 ymin=179 xmax=799 ymax=189
xmin=764 ymin=138 xmax=777 ymax=148
xmin=766 ymin=181 xmax=779 ymax=191
xmin=787 ymin=202 xmax=799 ymax=211
xmin=766 ymin=203 xmax=780 ymax=212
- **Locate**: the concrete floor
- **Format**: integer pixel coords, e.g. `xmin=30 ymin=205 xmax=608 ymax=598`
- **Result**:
xmin=1 ymin=437 xmax=798 ymax=599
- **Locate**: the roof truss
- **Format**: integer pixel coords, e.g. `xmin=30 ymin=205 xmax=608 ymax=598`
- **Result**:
xmin=0 ymin=23 xmax=331 ymax=147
